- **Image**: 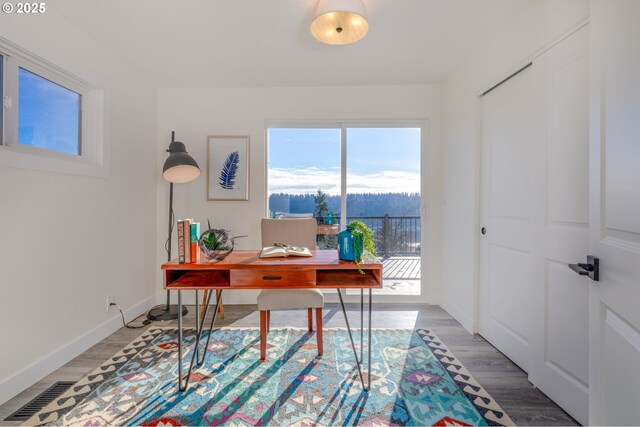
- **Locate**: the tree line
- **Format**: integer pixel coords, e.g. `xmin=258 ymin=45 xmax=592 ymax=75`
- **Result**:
xmin=269 ymin=191 xmax=420 ymax=217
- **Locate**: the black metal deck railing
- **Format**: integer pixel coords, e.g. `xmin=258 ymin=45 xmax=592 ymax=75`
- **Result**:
xmin=345 ymin=215 xmax=421 ymax=257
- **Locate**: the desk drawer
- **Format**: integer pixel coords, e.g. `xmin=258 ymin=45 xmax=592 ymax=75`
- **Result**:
xmin=230 ymin=269 xmax=316 ymax=288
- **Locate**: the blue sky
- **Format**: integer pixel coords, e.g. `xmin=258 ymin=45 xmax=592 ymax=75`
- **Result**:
xmin=18 ymin=68 xmax=80 ymax=155
xmin=268 ymin=127 xmax=421 ymax=195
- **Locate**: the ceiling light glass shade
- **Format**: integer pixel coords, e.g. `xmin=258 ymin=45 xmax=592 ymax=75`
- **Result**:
xmin=310 ymin=0 xmax=369 ymax=45
xmin=162 ymin=141 xmax=200 ymax=183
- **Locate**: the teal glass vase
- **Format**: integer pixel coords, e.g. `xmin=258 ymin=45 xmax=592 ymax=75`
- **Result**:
xmin=338 ymin=225 xmax=363 ymax=261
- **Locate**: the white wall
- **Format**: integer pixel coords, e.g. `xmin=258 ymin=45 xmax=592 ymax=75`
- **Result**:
xmin=0 ymin=11 xmax=157 ymax=404
xmin=156 ymin=85 xmax=443 ymax=305
xmin=441 ymin=0 xmax=589 ymax=332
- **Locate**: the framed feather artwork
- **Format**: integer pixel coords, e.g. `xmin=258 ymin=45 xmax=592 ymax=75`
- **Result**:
xmin=207 ymin=135 xmax=249 ymax=200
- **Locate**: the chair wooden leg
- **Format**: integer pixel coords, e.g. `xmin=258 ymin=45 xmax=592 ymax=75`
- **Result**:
xmin=216 ymin=290 xmax=225 ymax=319
xmin=316 ymin=308 xmax=323 ymax=356
xmin=266 ymin=310 xmax=270 ymax=332
xmin=308 ymin=308 xmax=313 ymax=331
xmin=200 ymin=290 xmax=224 ymax=321
xmin=200 ymin=290 xmax=209 ymax=323
xmin=260 ymin=311 xmax=267 ymax=361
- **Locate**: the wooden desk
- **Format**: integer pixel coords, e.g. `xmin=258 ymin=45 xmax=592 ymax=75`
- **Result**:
xmin=162 ymin=249 xmax=381 ymax=392
xmin=163 ymin=249 xmax=382 ymax=290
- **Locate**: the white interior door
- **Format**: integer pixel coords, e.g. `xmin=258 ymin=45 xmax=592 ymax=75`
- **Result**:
xmin=588 ymin=2 xmax=640 ymax=424
xmin=479 ymin=65 xmax=537 ymax=373
xmin=532 ymin=26 xmax=590 ymax=425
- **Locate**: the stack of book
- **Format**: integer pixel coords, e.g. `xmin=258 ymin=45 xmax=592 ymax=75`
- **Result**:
xmin=177 ymin=219 xmax=201 ymax=263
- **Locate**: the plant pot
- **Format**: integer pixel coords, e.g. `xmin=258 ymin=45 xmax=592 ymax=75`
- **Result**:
xmin=198 ymin=228 xmax=234 ymax=262
xmin=338 ymin=225 xmax=363 ymax=261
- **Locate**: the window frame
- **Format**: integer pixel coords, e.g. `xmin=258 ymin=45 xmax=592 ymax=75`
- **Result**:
xmin=0 ymin=36 xmax=107 ymax=177
xmin=11 ymin=61 xmax=83 ymax=157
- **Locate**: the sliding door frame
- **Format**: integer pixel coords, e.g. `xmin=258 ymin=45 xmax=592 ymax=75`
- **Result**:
xmin=265 ymin=119 xmax=430 ymax=304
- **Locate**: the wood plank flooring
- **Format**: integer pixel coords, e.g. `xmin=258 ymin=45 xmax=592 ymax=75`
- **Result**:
xmin=0 ymin=304 xmax=578 ymax=426
xmin=382 ymin=257 xmax=421 ymax=279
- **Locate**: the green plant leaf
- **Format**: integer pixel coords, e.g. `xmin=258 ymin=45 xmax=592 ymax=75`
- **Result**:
xmin=347 ymin=220 xmax=378 ymax=274
xmin=348 ymin=220 xmax=378 ymax=257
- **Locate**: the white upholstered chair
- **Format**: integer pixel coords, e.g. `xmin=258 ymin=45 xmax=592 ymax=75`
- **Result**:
xmin=258 ymin=218 xmax=324 ymax=360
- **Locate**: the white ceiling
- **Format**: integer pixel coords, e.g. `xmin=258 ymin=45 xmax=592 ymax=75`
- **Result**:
xmin=50 ymin=0 xmax=529 ymax=88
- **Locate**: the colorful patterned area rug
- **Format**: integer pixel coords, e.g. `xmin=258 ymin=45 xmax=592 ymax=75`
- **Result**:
xmin=27 ymin=327 xmax=514 ymax=426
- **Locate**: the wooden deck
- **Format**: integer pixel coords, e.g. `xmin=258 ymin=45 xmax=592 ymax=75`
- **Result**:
xmin=382 ymin=256 xmax=420 ymax=279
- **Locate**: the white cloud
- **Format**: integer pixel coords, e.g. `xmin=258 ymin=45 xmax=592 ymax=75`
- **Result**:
xmin=268 ymin=168 xmax=420 ymax=195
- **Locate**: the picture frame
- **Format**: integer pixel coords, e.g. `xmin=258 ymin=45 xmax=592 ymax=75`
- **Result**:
xmin=207 ymin=135 xmax=249 ymax=201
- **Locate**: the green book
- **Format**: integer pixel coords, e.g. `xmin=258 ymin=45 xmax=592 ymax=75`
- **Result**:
xmin=190 ymin=222 xmax=200 ymax=243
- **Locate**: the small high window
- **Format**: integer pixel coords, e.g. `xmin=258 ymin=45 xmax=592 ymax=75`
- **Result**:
xmin=0 ymin=37 xmax=105 ymax=176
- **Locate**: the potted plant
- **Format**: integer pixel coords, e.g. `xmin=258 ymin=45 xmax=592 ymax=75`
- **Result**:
xmin=198 ymin=219 xmax=247 ymax=262
xmin=324 ymin=211 xmax=336 ymax=225
xmin=338 ymin=220 xmax=378 ymax=273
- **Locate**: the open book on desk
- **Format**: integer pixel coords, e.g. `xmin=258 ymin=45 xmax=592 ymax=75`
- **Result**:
xmin=260 ymin=245 xmax=312 ymax=258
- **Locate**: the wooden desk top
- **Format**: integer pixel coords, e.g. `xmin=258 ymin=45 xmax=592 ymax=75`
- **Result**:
xmin=162 ymin=250 xmax=380 ymax=271
xmin=162 ymin=249 xmax=382 ymax=290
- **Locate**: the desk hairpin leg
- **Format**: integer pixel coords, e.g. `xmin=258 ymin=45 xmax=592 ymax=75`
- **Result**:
xmin=177 ymin=289 xmax=223 ymax=392
xmin=368 ymin=288 xmax=372 ymax=391
xmin=337 ymin=288 xmax=372 ymax=392
xmin=360 ymin=289 xmax=364 ymax=363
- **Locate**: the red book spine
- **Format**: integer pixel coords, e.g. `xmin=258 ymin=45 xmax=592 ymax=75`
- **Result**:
xmin=190 ymin=242 xmax=197 ymax=263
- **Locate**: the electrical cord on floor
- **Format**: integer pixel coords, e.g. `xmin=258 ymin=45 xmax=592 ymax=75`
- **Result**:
xmin=110 ymin=303 xmax=152 ymax=329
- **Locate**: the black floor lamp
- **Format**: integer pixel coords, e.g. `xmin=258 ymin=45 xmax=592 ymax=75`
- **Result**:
xmin=148 ymin=131 xmax=200 ymax=321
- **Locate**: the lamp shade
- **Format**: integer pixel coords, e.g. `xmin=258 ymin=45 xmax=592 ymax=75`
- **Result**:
xmin=310 ymin=0 xmax=369 ymax=45
xmin=163 ymin=141 xmax=200 ymax=183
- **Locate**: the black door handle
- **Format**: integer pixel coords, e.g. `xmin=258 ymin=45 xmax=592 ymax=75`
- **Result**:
xmin=481 ymin=227 xmax=486 ymax=235
xmin=568 ymin=255 xmax=599 ymax=281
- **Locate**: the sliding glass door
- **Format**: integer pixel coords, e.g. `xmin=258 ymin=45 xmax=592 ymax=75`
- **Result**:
xmin=267 ymin=123 xmax=423 ymax=297
xmin=345 ymin=127 xmax=421 ymax=295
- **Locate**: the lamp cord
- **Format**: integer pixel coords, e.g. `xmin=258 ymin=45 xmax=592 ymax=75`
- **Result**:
xmin=111 ymin=303 xmax=151 ymax=329
xmin=164 ymin=207 xmax=174 ymax=259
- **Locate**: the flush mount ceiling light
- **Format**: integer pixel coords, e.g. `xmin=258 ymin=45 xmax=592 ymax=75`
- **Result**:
xmin=310 ymin=0 xmax=369 ymax=45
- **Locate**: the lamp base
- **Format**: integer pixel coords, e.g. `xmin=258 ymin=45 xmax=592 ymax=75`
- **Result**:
xmin=147 ymin=304 xmax=188 ymax=322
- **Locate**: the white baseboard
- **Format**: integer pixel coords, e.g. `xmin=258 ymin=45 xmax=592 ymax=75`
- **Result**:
xmin=0 ymin=295 xmax=156 ymax=406
xmin=440 ymin=298 xmax=475 ymax=333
